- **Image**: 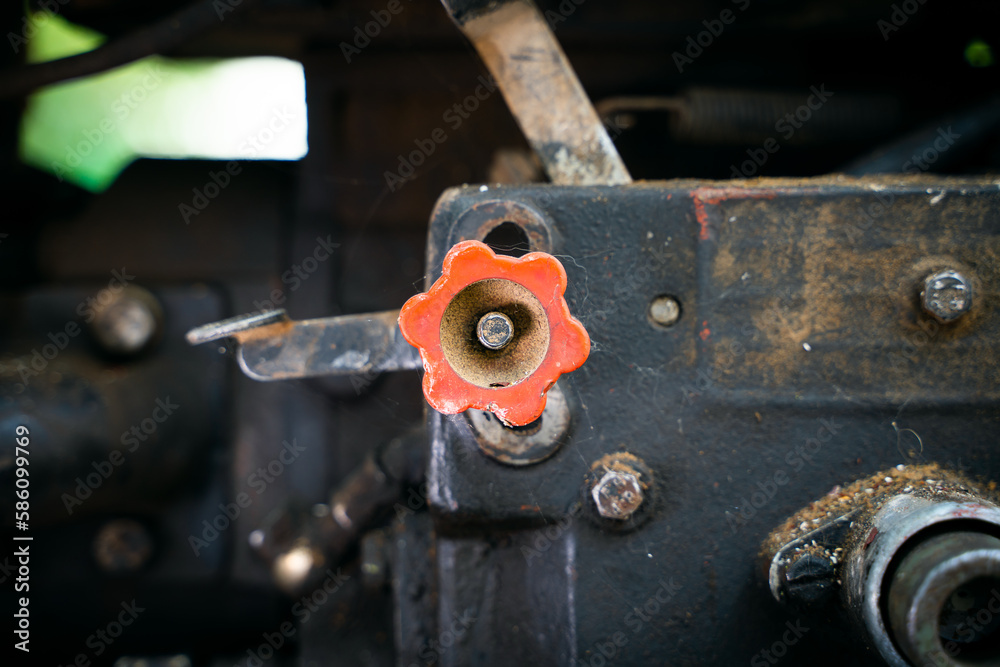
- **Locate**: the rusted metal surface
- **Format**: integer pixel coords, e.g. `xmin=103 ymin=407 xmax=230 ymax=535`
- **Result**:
xmin=466 ymin=381 xmax=571 ymax=465
xmin=440 ymin=0 xmax=631 ymax=186
xmin=428 ymin=175 xmax=1000 ymax=407
xmin=438 ymin=277 xmax=551 ymax=389
xmin=185 ymin=308 xmax=290 ymax=345
xmin=11 ymin=0 xmax=1000 ymax=663
xmin=236 ymin=311 xmax=419 ymax=380
xmin=692 ymin=177 xmax=1000 ymax=403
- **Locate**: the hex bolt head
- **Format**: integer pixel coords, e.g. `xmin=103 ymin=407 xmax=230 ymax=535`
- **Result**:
xmin=477 ymin=311 xmax=514 ymax=350
xmin=921 ymin=269 xmax=972 ymax=323
xmin=591 ymin=469 xmax=644 ymax=520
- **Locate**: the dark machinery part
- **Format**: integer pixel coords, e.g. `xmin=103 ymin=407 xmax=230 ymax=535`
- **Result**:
xmin=843 ymin=99 xmax=1000 ymax=175
xmin=2 ymin=0 xmax=1000 ymax=665
xmin=761 ymin=466 xmax=1000 ymax=667
xmin=415 ymin=177 xmax=1000 ymax=665
xmin=0 ymin=286 xmax=223 ymax=522
xmin=250 ymin=427 xmax=426 ymax=595
xmin=597 ymin=88 xmax=902 ymax=146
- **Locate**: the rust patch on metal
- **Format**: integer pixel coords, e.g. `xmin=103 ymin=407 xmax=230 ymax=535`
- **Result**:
xmin=588 ymin=452 xmax=654 ymax=491
xmin=691 ymin=186 xmax=778 ymax=241
xmin=862 ymin=527 xmax=878 ymax=550
xmin=701 ymin=178 xmax=1000 ymax=398
xmin=233 ymin=320 xmax=294 ymax=344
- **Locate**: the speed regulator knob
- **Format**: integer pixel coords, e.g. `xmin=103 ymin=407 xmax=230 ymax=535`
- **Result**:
xmin=398 ymin=240 xmax=590 ymax=426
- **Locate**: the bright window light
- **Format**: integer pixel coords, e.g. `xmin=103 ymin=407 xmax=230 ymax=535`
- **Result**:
xmin=19 ymin=13 xmax=308 ymax=192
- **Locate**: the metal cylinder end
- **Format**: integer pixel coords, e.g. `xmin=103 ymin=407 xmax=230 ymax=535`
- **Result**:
xmin=888 ymin=530 xmax=1000 ymax=667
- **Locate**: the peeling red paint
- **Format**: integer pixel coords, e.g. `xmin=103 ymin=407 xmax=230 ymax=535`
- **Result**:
xmin=693 ymin=186 xmax=782 ymax=206
xmin=694 ymin=196 xmax=711 ymax=241
xmin=953 ymin=505 xmax=987 ymax=518
xmin=699 ymin=320 xmax=711 ymax=341
xmin=691 ymin=186 xmax=778 ymax=242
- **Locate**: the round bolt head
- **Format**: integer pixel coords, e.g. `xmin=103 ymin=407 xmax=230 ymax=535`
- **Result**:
xmin=477 ymin=311 xmax=514 ymax=350
xmin=92 ymin=519 xmax=153 ymax=573
xmin=648 ymin=295 xmax=681 ymax=327
xmin=91 ymin=286 xmax=162 ymax=355
xmin=592 ymin=469 xmax=644 ymax=520
xmin=921 ymin=269 xmax=972 ymax=322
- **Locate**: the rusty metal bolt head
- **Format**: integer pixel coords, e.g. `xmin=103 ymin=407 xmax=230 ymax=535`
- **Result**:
xmin=921 ymin=269 xmax=972 ymax=323
xmin=591 ymin=469 xmax=644 ymax=520
xmin=477 ymin=311 xmax=514 ymax=350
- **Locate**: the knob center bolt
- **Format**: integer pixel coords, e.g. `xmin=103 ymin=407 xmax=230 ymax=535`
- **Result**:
xmin=477 ymin=311 xmax=514 ymax=350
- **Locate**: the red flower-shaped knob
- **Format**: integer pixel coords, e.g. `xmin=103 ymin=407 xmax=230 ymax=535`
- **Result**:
xmin=398 ymin=240 xmax=590 ymax=426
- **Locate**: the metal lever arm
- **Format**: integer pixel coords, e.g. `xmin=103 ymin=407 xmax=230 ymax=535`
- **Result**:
xmin=186 ymin=309 xmax=421 ymax=381
xmin=440 ymin=0 xmax=631 ymax=186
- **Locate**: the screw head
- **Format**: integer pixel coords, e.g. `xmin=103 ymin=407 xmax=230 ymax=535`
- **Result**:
xmin=591 ymin=469 xmax=644 ymax=520
xmin=477 ymin=311 xmax=514 ymax=350
xmin=781 ymin=552 xmax=837 ymax=606
xmin=648 ymin=295 xmax=681 ymax=327
xmin=921 ymin=269 xmax=972 ymax=322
